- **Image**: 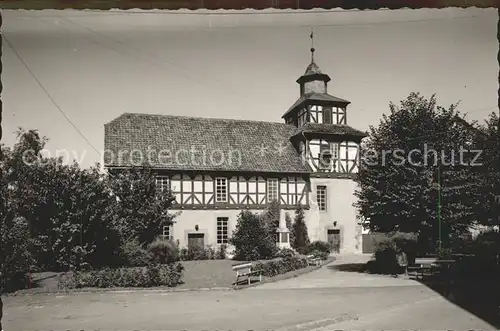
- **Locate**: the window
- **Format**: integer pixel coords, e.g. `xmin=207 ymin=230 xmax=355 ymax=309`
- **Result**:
xmin=323 ymin=107 xmax=332 ymax=124
xmin=156 ymin=176 xmax=170 ymax=197
xmin=267 ymin=178 xmax=279 ymax=202
xmin=318 ymin=151 xmax=332 ymax=170
xmin=317 ymin=185 xmax=327 ymax=211
xmin=217 ymin=217 xmax=229 ymax=244
xmin=215 ymin=177 xmax=228 ymax=202
xmin=162 ymin=225 xmax=173 ymax=240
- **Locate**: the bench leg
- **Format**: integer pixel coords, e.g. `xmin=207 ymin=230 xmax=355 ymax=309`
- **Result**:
xmin=248 ymin=276 xmax=251 ymax=285
xmin=259 ymin=274 xmax=262 ymax=282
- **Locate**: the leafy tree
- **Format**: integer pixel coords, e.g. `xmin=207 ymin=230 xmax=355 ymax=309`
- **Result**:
xmin=355 ymin=93 xmax=481 ymax=253
xmin=291 ymin=207 xmax=310 ymax=251
xmin=1 ymin=129 xmax=119 ymax=271
xmin=472 ymin=112 xmax=500 ymax=227
xmin=230 ymin=211 xmax=277 ymax=260
xmin=107 ymin=168 xmax=178 ymax=246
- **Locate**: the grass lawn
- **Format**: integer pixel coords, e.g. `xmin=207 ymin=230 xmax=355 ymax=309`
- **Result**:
xmin=10 ymin=257 xmax=332 ymax=294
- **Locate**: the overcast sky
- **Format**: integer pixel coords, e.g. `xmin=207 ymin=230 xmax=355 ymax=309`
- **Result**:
xmin=2 ymin=8 xmax=498 ymax=168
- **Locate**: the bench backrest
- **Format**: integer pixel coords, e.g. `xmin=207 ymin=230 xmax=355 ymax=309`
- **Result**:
xmin=232 ymin=263 xmax=252 ymax=272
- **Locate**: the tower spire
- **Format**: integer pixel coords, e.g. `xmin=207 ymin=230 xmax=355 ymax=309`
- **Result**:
xmin=310 ymin=27 xmax=315 ymax=63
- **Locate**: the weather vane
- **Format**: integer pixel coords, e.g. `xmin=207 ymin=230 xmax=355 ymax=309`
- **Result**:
xmin=310 ymin=27 xmax=315 ymax=63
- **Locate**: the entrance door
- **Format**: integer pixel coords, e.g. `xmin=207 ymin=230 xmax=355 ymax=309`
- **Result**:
xmin=187 ymin=233 xmax=205 ymax=249
xmin=327 ymin=229 xmax=340 ymax=253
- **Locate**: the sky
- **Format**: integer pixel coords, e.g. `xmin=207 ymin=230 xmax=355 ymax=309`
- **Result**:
xmin=2 ymin=8 xmax=498 ymax=169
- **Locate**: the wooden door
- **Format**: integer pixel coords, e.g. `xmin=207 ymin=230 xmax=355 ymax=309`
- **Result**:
xmin=188 ymin=233 xmax=205 ymax=249
xmin=327 ymin=229 xmax=340 ymax=253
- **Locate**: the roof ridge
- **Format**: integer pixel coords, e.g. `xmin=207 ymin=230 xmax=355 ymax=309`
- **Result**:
xmin=113 ymin=112 xmax=294 ymax=126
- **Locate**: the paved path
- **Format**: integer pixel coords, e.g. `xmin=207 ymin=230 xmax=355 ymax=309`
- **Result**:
xmin=2 ymin=255 xmax=496 ymax=330
xmin=251 ymin=253 xmax=419 ymax=290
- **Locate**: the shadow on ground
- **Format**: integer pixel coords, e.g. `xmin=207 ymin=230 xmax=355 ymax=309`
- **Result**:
xmin=417 ymin=278 xmax=500 ymax=328
xmin=331 ymin=261 xmax=500 ymax=328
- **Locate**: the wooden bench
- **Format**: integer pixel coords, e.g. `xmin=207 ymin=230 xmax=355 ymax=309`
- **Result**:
xmin=306 ymin=254 xmax=322 ymax=266
xmin=232 ymin=262 xmax=262 ymax=286
xmin=408 ymin=258 xmax=455 ymax=280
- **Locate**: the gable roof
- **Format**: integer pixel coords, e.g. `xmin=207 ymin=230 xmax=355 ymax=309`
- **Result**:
xmin=104 ymin=113 xmax=310 ymax=174
xmin=282 ymin=93 xmax=351 ymax=119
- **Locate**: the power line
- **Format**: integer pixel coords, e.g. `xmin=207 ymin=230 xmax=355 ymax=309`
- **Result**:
xmin=2 ymin=35 xmax=101 ymax=158
xmin=50 ymin=16 xmax=258 ymax=106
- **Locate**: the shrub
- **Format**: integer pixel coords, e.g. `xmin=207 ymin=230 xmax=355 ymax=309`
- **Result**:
xmin=276 ymin=248 xmax=296 ymax=258
xmin=252 ymin=256 xmax=308 ymax=277
xmin=58 ymin=263 xmax=184 ymax=289
xmin=147 ymin=238 xmax=179 ymax=264
xmin=308 ymin=241 xmax=331 ymax=254
xmin=230 ymin=211 xmax=277 ymax=261
xmin=0 ymin=216 xmax=35 ymax=292
xmin=216 ymin=244 xmax=227 ymax=260
xmin=291 ymin=208 xmax=310 ymax=251
xmin=310 ymin=249 xmax=329 ymax=260
xmin=120 ymin=239 xmax=151 ymax=267
xmin=370 ymin=239 xmax=409 ymax=275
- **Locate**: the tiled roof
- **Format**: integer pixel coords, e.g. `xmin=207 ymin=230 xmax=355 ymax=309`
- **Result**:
xmin=104 ymin=113 xmax=310 ymax=173
xmin=282 ymin=93 xmax=351 ymax=118
xmin=292 ymin=123 xmax=368 ymax=139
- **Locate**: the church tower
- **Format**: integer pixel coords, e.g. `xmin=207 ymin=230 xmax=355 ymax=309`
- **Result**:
xmin=283 ymin=30 xmax=366 ymax=175
xmin=283 ymin=30 xmax=367 ymax=254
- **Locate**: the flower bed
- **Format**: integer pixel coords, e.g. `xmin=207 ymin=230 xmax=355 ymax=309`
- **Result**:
xmin=57 ymin=263 xmax=184 ymax=290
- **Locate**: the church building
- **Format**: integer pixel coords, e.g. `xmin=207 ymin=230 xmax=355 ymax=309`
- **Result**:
xmin=104 ymin=39 xmax=367 ymax=254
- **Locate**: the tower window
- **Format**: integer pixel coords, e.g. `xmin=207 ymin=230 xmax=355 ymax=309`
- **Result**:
xmin=323 ymin=107 xmax=332 ymax=124
xmin=317 ymin=186 xmax=327 ymax=211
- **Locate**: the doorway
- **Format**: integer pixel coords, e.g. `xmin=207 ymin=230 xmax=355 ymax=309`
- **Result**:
xmin=327 ymin=229 xmax=341 ymax=253
xmin=187 ymin=233 xmax=205 ymax=249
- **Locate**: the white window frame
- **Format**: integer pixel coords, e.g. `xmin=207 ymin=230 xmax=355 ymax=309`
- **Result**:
xmin=317 ymin=185 xmax=327 ymax=211
xmin=215 ymin=177 xmax=228 ymax=203
xmin=267 ymin=178 xmax=279 ymax=203
xmin=162 ymin=224 xmax=173 ymax=240
xmin=216 ymin=217 xmax=229 ymax=244
xmin=156 ymin=176 xmax=170 ymax=191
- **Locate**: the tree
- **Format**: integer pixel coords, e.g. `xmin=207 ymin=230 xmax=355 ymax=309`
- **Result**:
xmin=107 ymin=168 xmax=178 ymax=246
xmin=230 ymin=211 xmax=277 ymax=261
xmin=355 ymin=93 xmax=481 ymax=253
xmin=291 ymin=207 xmax=310 ymax=251
xmin=472 ymin=112 xmax=500 ymax=227
xmin=1 ymin=129 xmax=120 ymax=271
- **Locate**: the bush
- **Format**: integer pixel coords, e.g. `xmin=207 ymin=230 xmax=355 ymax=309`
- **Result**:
xmin=252 ymin=256 xmax=309 ymax=277
xmin=291 ymin=208 xmax=310 ymax=251
xmin=230 ymin=211 xmax=277 ymax=261
xmin=276 ymin=248 xmax=296 ymax=258
xmin=371 ymin=240 xmax=399 ymax=274
xmin=178 ymin=245 xmax=223 ymax=261
xmin=147 ymin=238 xmax=179 ymax=264
xmin=58 ymin=263 xmax=184 ymax=289
xmin=308 ymin=241 xmax=331 ymax=254
xmin=0 ymin=216 xmax=35 ymax=292
xmin=216 ymin=244 xmax=227 ymax=260
xmin=310 ymin=249 xmax=329 ymax=260
xmin=120 ymin=239 xmax=151 ymax=267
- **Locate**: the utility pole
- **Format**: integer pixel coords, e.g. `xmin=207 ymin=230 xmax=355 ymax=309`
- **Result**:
xmin=437 ymin=165 xmax=442 ymax=251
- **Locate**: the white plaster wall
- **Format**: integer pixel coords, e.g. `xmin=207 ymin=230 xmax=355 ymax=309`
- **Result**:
xmin=305 ymin=178 xmax=362 ymax=254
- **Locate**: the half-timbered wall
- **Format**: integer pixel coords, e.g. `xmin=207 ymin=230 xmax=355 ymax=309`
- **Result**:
xmin=309 ymin=105 xmax=347 ymax=125
xmin=166 ymin=174 xmax=308 ymax=208
xmin=306 ymin=139 xmax=360 ymax=173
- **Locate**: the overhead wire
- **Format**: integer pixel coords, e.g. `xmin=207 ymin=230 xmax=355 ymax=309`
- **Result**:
xmin=2 ymin=34 xmax=102 ymax=158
